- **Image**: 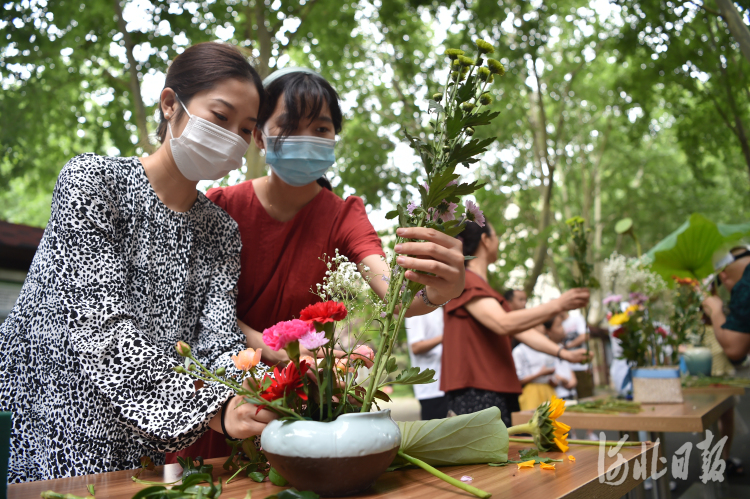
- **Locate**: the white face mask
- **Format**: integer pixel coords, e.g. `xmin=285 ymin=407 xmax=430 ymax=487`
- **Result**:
xmin=168 ymin=96 xmax=249 ymax=181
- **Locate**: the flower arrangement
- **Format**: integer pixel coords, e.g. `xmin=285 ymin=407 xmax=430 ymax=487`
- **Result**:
xmin=601 ymin=251 xmax=675 ymax=367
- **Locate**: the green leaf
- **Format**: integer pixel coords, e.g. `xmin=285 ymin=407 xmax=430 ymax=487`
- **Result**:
xmin=87 ymin=485 xmax=95 ymax=496
xmin=445 ymin=111 xmax=464 ymax=139
xmin=517 ymin=448 xmax=539 ymax=460
xmin=248 ymin=472 xmax=265 ymax=483
xmin=374 ymin=390 xmax=392 ymax=402
xmin=385 ymin=210 xmax=398 ymax=220
xmin=385 ymin=356 xmax=398 ymax=374
xmin=268 ymin=468 xmax=289 ymax=487
xmin=449 ymin=137 xmax=496 ymax=165
xmin=462 ymin=110 xmax=501 ymax=128
xmin=395 ymin=407 xmax=509 ymax=466
xmin=391 ymin=367 xmax=437 ymax=385
xmin=428 ymin=99 xmax=444 ymax=114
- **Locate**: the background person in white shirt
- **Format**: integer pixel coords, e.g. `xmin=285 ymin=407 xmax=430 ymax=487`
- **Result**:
xmin=406 ymin=308 xmax=448 ymax=420
xmin=513 ymin=315 xmax=577 ymax=410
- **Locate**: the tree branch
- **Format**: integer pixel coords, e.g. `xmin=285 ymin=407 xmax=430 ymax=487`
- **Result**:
xmin=113 ymin=0 xmax=153 ymax=153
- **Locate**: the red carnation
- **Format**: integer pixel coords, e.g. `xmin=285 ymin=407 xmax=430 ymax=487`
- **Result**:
xmin=260 ymin=360 xmax=310 ymax=402
xmin=656 ymin=326 xmax=668 ymax=338
xmin=612 ymin=327 xmax=625 ymax=339
xmin=299 ymin=301 xmax=348 ymax=324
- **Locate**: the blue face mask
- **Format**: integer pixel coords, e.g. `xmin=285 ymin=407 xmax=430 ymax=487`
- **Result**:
xmin=264 ymin=135 xmax=336 ymax=187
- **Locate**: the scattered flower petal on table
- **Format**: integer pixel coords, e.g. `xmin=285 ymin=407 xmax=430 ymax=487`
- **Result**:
xmin=460 ymin=476 xmax=473 ymax=482
xmin=517 ymin=460 xmax=535 ymax=469
xmin=568 ymin=456 xmax=576 ymax=462
xmin=540 ymin=463 xmax=556 ymax=470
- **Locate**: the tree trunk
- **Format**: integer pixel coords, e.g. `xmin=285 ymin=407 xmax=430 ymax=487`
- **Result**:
xmin=524 ymin=60 xmax=555 ymax=296
xmin=113 ymin=0 xmax=153 ymax=154
xmin=716 ymin=0 xmax=750 ymax=65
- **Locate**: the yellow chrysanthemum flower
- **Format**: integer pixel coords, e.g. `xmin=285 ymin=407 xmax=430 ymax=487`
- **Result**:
xmin=475 ymin=39 xmax=495 ymax=54
xmin=608 ymin=312 xmax=630 ymax=326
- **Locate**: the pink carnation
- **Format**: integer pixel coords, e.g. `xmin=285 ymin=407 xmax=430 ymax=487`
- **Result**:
xmin=299 ymin=330 xmax=329 ymax=350
xmin=262 ymin=319 xmax=314 ymax=351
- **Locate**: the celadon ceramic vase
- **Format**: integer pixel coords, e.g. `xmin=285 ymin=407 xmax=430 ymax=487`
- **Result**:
xmin=683 ymin=346 xmax=713 ymax=377
xmin=260 ymin=409 xmax=401 ymax=497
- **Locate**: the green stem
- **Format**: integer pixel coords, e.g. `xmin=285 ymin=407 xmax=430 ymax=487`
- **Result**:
xmin=507 ymin=423 xmax=535 ymax=436
xmin=131 ymin=477 xmax=182 ymax=486
xmin=508 ymin=437 xmax=643 ymax=447
xmin=397 ymin=451 xmax=491 ymax=499
xmin=226 ymin=463 xmax=251 ymax=485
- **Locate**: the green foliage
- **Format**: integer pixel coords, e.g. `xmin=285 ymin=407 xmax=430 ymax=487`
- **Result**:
xmin=387 ymin=366 xmax=436 ymax=386
xmin=646 ymin=213 xmax=750 ymax=281
xmin=395 ymin=407 xmax=509 ymax=466
xmin=268 ymin=468 xmax=288 ymax=487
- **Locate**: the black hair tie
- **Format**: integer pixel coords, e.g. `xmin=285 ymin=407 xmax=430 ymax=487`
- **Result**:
xmin=221 ymin=397 xmax=241 ymax=441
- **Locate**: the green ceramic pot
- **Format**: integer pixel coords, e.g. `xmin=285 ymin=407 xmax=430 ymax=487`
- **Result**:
xmin=683 ymin=346 xmax=713 ymax=377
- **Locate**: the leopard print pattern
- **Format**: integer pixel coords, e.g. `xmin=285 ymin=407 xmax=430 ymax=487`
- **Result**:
xmin=0 ymin=154 xmax=250 ymax=482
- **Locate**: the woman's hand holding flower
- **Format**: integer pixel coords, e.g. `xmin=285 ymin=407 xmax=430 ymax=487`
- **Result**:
xmin=209 ymin=395 xmax=278 ymax=440
xmin=393 ymin=227 xmax=466 ymax=304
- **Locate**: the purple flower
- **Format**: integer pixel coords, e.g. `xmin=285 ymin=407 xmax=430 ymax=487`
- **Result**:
xmin=298 ymin=330 xmax=329 ymax=350
xmin=422 ymin=182 xmax=430 ymax=192
xmin=629 ymin=292 xmax=649 ymax=305
xmin=432 ymin=199 xmax=458 ymax=223
xmin=416 ymin=289 xmax=425 ymax=298
xmin=460 ymin=476 xmax=473 ymax=483
xmin=448 ymin=179 xmax=459 ymax=186
xmin=464 ymin=200 xmax=485 ymax=227
xmin=407 ymin=202 xmax=419 ymax=215
xmin=380 ymin=312 xmax=387 ymax=318
xmin=602 ymin=294 xmax=623 ymax=305
xmin=381 ymin=275 xmax=390 ymax=283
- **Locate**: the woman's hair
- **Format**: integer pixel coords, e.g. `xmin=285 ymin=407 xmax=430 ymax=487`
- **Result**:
xmin=457 ymin=221 xmax=491 ymax=260
xmin=257 ymin=71 xmax=343 ymax=151
xmin=156 ymin=42 xmax=264 ymax=143
xmin=316 ymin=176 xmax=333 ymax=190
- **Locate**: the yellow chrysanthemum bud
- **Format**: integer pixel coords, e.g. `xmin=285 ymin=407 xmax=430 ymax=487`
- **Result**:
xmin=452 ymin=59 xmax=461 ymax=69
xmin=488 ymin=74 xmax=495 ymax=83
xmin=475 ymin=57 xmax=484 ymax=67
xmin=458 ymin=55 xmax=475 ymax=67
xmin=444 ymin=48 xmax=465 ymax=60
xmin=465 ymin=127 xmax=475 ymax=136
xmin=432 ymin=92 xmax=443 ymax=101
xmin=173 ymin=365 xmax=187 ymax=374
xmin=461 ymin=102 xmax=476 ymax=112
xmin=216 ymin=367 xmax=226 ymax=376
xmin=442 ymin=145 xmax=451 ymax=152
xmin=487 ymin=58 xmax=506 ymax=76
xmin=479 ymin=93 xmax=493 ymax=106
xmin=460 ymin=65 xmax=470 ymax=76
xmin=475 ymin=39 xmax=495 ymax=54
xmin=477 ymin=67 xmax=491 ymax=81
xmin=451 ymin=71 xmax=460 ymax=82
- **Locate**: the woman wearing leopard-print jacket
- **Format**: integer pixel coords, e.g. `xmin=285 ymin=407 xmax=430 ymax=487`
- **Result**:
xmin=0 ymin=43 xmax=276 ymax=483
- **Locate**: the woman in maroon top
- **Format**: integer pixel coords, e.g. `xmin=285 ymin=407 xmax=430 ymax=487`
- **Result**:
xmin=171 ymin=68 xmax=466 ymax=460
xmin=442 ymin=222 xmax=590 ymax=426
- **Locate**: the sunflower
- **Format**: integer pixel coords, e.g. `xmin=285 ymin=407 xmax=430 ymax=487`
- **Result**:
xmin=507 ymin=396 xmax=570 ymax=452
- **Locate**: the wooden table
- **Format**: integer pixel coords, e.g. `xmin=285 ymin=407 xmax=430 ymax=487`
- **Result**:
xmin=511 ymin=392 xmax=735 ymax=432
xmin=682 ymin=384 xmax=746 ymax=396
xmin=512 ymin=392 xmax=735 ymax=499
xmin=8 ymin=442 xmax=659 ymax=499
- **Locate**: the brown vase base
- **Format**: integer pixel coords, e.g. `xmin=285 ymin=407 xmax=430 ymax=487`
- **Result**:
xmin=265 ymin=447 xmax=399 ymax=497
